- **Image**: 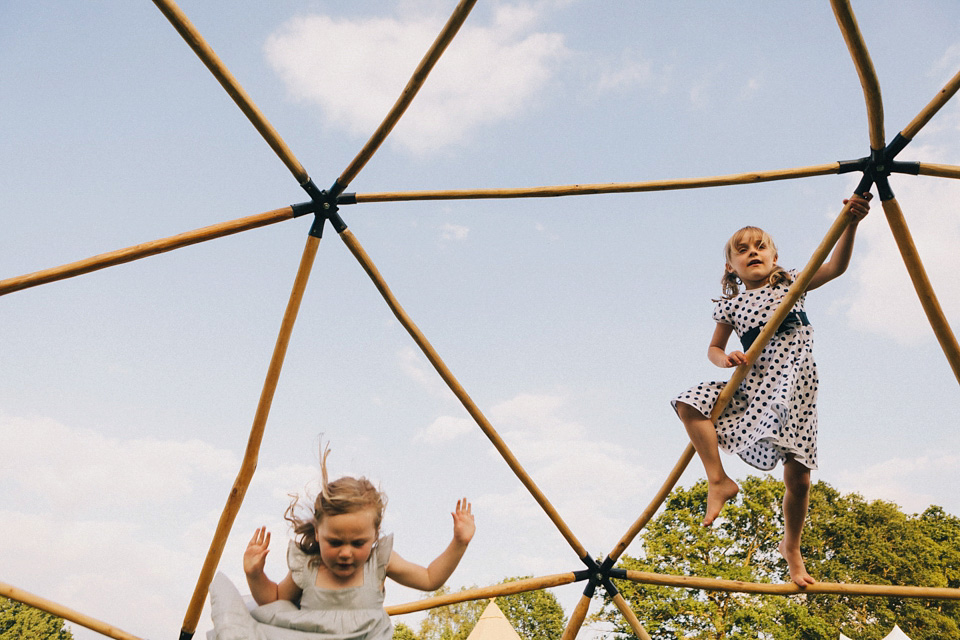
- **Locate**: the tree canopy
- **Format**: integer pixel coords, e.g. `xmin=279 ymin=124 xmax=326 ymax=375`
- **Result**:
xmin=0 ymin=597 xmax=73 ymax=640
xmin=590 ymin=476 xmax=960 ymax=640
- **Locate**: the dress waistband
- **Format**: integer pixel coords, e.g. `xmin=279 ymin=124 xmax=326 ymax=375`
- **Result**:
xmin=739 ymin=310 xmax=809 ymax=351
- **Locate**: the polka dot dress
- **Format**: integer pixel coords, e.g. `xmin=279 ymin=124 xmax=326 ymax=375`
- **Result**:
xmin=672 ymin=270 xmax=818 ymax=471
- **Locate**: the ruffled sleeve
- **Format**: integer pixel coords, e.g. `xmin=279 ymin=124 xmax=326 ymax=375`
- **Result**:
xmin=712 ymin=298 xmax=732 ymax=326
xmin=286 ymin=540 xmax=313 ymax=590
xmin=375 ymin=534 xmax=393 ymax=586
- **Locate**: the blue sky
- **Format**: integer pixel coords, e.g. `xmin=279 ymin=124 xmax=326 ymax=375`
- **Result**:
xmin=2 ymin=1 xmax=959 ymax=638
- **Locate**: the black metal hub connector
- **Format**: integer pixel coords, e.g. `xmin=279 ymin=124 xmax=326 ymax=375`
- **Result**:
xmin=292 ymin=178 xmax=355 ymax=238
xmin=573 ymin=553 xmax=627 ymax=599
xmin=837 ymin=132 xmax=921 ymax=202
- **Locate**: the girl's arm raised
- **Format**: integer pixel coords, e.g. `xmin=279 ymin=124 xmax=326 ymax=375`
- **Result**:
xmin=243 ymin=527 xmax=302 ymax=605
xmin=387 ymin=498 xmax=475 ymax=592
xmin=808 ymin=192 xmax=871 ymax=291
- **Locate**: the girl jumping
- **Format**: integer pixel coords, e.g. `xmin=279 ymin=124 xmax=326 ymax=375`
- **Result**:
xmin=672 ymin=192 xmax=871 ymax=587
xmin=208 ymin=444 xmax=475 ymax=639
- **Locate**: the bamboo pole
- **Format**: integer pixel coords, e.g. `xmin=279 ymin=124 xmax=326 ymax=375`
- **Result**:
xmin=831 ymin=0 xmax=884 ymax=151
xmin=180 ymin=235 xmax=321 ymax=638
xmin=901 ymin=67 xmax=960 ymax=140
xmin=385 ymin=573 xmax=579 ymax=615
xmin=0 ymin=207 xmax=295 ymax=298
xmin=612 ymin=592 xmax=652 ymax=640
xmin=336 ymin=0 xmax=478 ymax=190
xmin=622 ymin=570 xmax=960 ymax=600
xmin=559 ymin=593 xmax=593 ymax=640
xmin=0 ymin=581 xmax=142 ymax=640
xmin=917 ymin=162 xmax=960 ymax=180
xmin=881 ymin=198 xmax=960 ymax=383
xmin=354 ymin=163 xmax=841 ymax=203
xmin=337 ymin=229 xmax=588 ymax=560
xmin=151 ymin=0 xmax=309 ymax=183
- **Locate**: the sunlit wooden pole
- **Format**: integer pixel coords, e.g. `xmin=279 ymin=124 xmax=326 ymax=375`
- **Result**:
xmin=180 ymin=235 xmax=320 ymax=638
xmin=151 ymin=0 xmax=309 ymax=183
xmin=901 ymin=67 xmax=960 ymax=140
xmin=881 ymin=198 xmax=960 ymax=382
xmin=0 ymin=581 xmax=142 ymax=640
xmin=335 ymin=0 xmax=478 ymax=191
xmin=623 ymin=569 xmax=960 ymax=599
xmin=386 ymin=573 xmax=579 ymax=615
xmin=354 ymin=164 xmax=840 ymax=203
xmin=559 ymin=594 xmax=594 ymax=640
xmin=917 ymin=163 xmax=960 ymax=179
xmin=831 ymin=0 xmax=884 ymax=151
xmin=0 ymin=207 xmax=295 ymax=297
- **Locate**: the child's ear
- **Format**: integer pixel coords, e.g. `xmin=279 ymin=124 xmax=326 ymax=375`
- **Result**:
xmin=725 ymin=263 xmax=734 ymax=274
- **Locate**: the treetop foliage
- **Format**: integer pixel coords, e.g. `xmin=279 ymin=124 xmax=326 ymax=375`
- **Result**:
xmin=590 ymin=476 xmax=960 ymax=640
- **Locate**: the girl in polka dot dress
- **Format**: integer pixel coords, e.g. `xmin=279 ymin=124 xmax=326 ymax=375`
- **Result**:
xmin=672 ymin=192 xmax=871 ymax=587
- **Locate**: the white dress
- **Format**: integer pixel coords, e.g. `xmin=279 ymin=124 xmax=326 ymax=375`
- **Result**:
xmin=208 ymin=535 xmax=394 ymax=640
xmin=672 ymin=271 xmax=819 ymax=471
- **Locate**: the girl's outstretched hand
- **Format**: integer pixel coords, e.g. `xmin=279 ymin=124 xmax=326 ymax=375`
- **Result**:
xmin=451 ymin=498 xmax=476 ymax=546
xmin=244 ymin=526 xmax=271 ymax=577
xmin=843 ymin=191 xmax=872 ymax=222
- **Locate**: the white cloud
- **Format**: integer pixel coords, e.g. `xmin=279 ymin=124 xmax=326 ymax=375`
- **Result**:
xmin=264 ymin=9 xmax=568 ymax=153
xmin=440 ymin=222 xmax=469 ymax=240
xmin=832 ymin=451 xmax=960 ymax=515
xmin=595 ymin=49 xmax=653 ymax=93
xmin=415 ymin=414 xmax=475 ymax=443
xmin=0 ymin=415 xmax=237 ymax=514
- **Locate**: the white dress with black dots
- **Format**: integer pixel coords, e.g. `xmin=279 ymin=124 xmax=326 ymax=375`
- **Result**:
xmin=672 ymin=270 xmax=819 ymax=471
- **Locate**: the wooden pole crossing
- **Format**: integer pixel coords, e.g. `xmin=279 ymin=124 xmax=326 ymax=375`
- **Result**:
xmin=0 ymin=581 xmax=142 ymax=640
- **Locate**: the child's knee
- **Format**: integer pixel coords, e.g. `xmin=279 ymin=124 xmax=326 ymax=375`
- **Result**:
xmin=676 ymin=401 xmax=707 ymax=422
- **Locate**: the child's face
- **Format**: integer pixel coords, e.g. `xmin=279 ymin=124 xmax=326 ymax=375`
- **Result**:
xmin=726 ymin=233 xmax=777 ymax=290
xmin=315 ymin=508 xmax=378 ymax=581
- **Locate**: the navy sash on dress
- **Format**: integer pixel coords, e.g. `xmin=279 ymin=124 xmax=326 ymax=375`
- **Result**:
xmin=739 ymin=310 xmax=809 ymax=351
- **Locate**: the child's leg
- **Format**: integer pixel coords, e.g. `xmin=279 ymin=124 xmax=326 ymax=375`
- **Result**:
xmin=676 ymin=402 xmax=739 ymax=526
xmin=779 ymin=456 xmax=815 ymax=587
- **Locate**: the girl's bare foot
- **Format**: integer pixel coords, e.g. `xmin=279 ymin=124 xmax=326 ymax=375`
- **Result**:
xmin=703 ymin=477 xmax=739 ymax=525
xmin=779 ymin=540 xmax=815 ymax=587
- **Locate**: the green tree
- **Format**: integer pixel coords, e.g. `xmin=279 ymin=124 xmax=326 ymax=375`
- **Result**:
xmin=497 ymin=577 xmax=567 ymax=640
xmin=417 ymin=586 xmax=487 ymax=640
xmin=393 ymin=621 xmax=420 ymax=640
xmin=590 ymin=476 xmax=960 ymax=640
xmin=0 ymin=597 xmax=74 ymax=640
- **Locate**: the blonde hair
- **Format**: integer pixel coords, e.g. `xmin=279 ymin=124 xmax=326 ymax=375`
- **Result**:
xmin=720 ymin=226 xmax=790 ymax=298
xmin=285 ymin=442 xmax=387 ymax=564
